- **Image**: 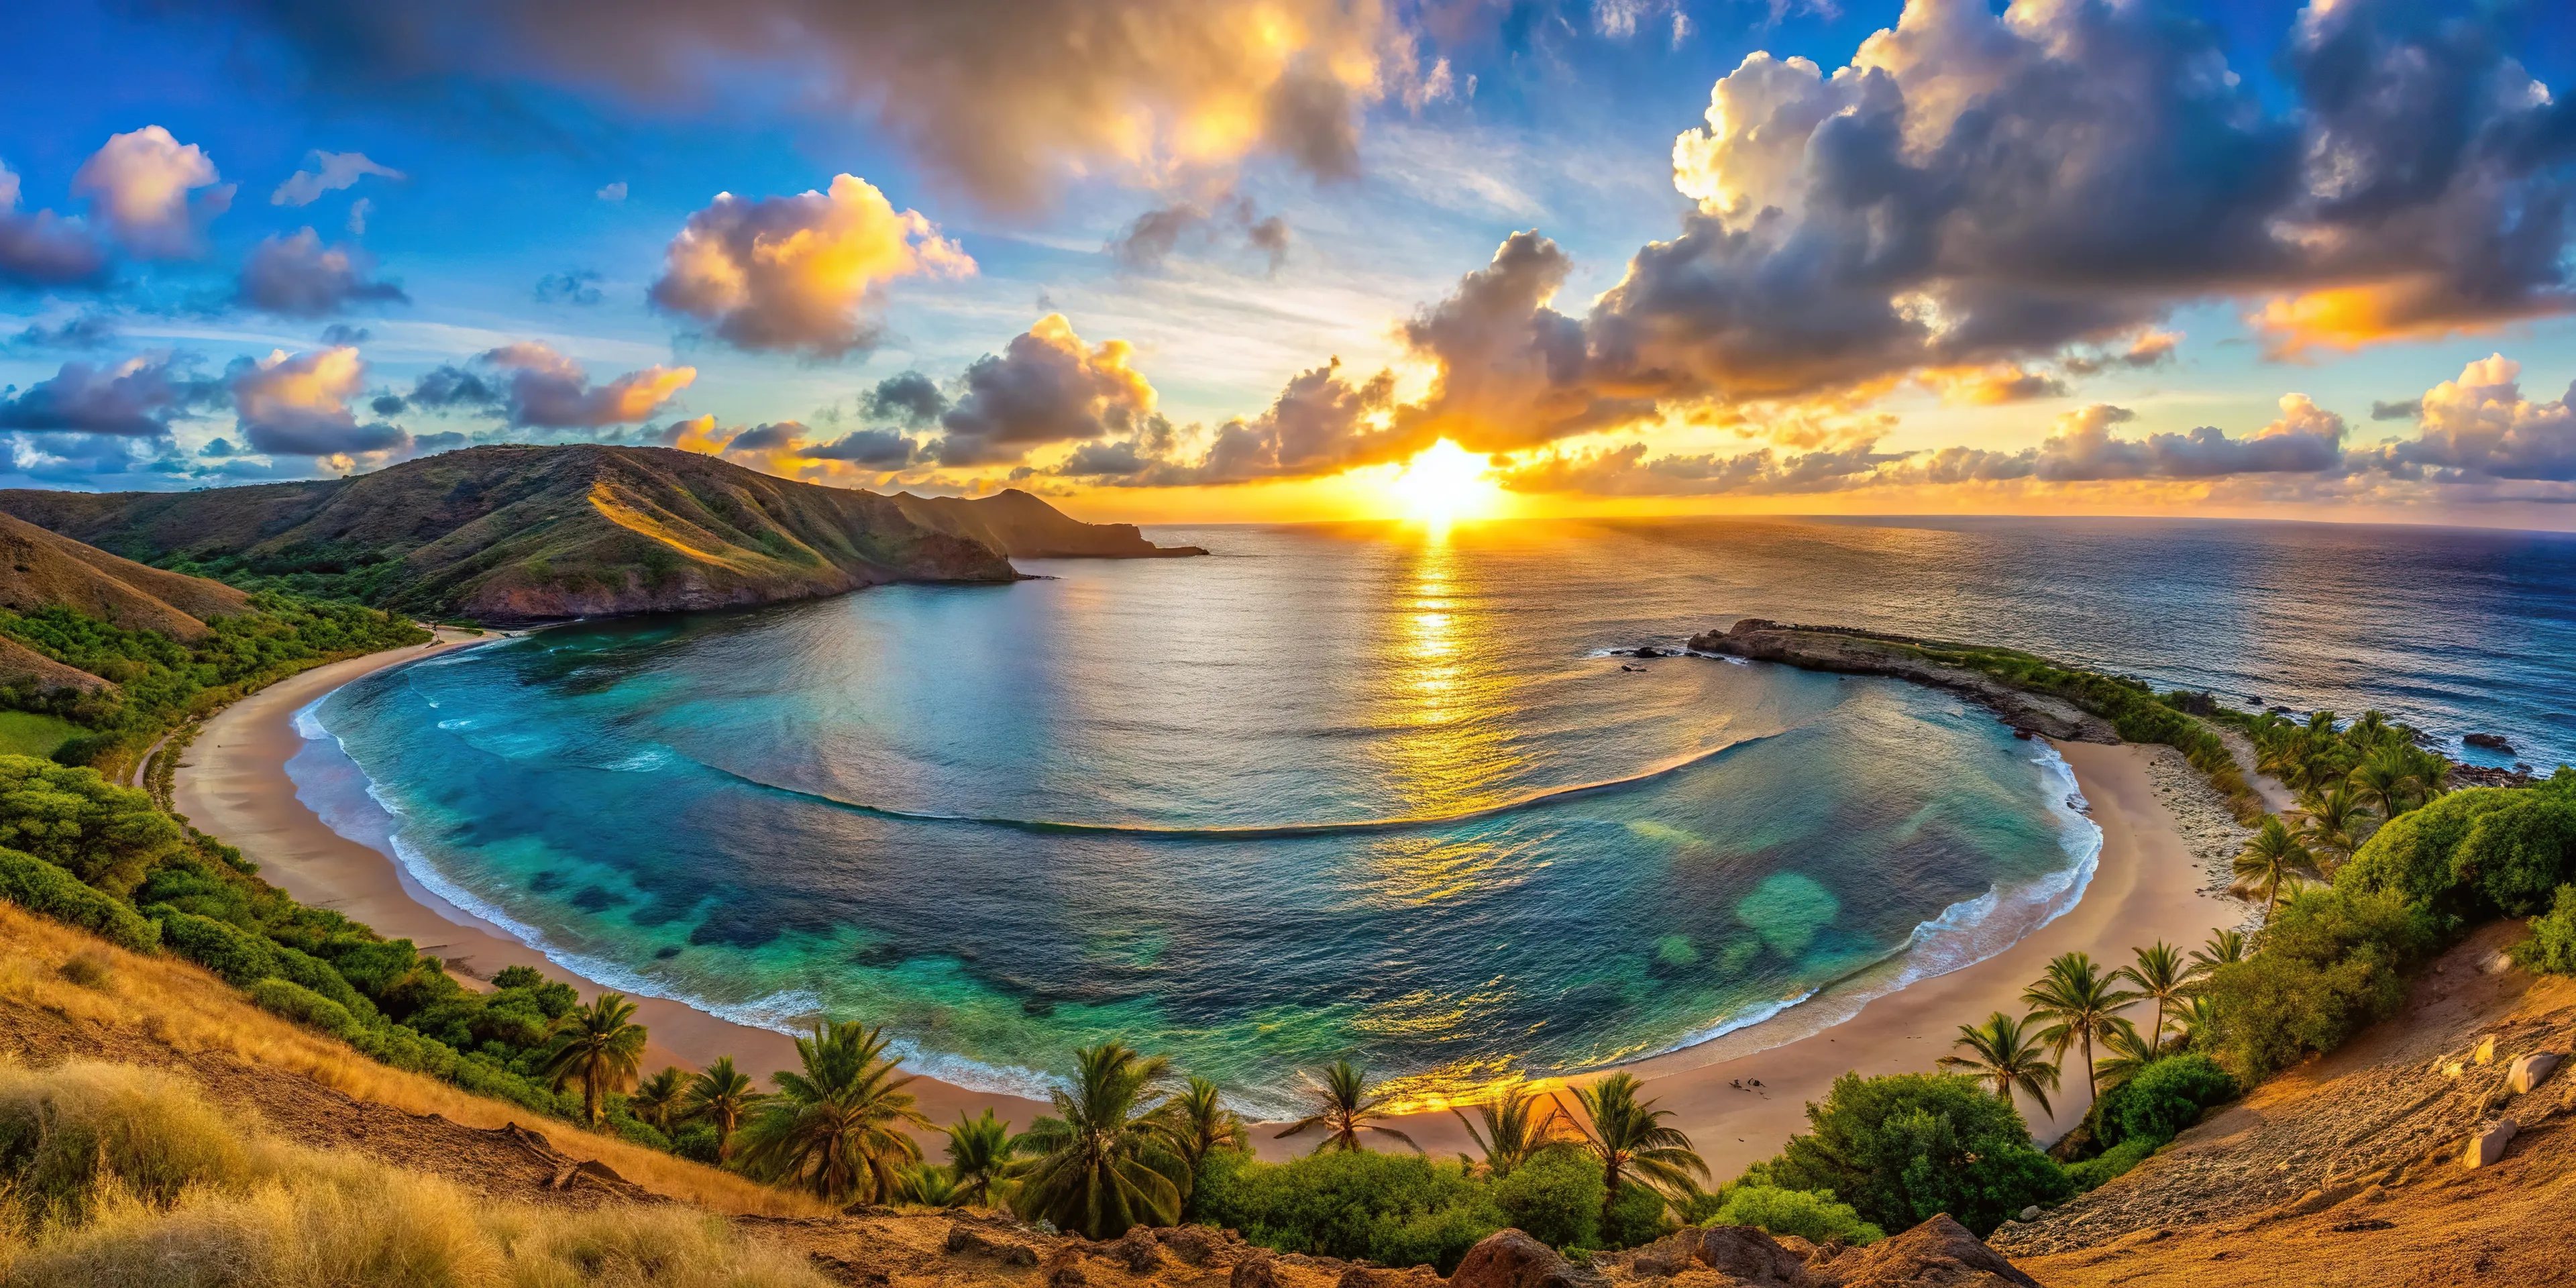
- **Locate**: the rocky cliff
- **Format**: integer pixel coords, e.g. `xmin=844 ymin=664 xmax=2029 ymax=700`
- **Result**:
xmin=0 ymin=446 xmax=1071 ymax=624
xmin=892 ymin=488 xmax=1206 ymax=559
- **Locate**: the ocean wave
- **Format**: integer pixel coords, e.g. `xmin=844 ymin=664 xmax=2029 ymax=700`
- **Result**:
xmin=681 ymin=731 xmax=1786 ymax=841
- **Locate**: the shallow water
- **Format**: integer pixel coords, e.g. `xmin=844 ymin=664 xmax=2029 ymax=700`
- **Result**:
xmin=295 ymin=516 xmax=2572 ymax=1111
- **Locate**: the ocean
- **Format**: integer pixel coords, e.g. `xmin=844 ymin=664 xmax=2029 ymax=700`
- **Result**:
xmin=290 ymin=516 xmax=2575 ymax=1112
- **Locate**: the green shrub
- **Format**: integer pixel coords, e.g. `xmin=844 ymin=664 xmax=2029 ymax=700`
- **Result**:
xmin=2337 ymin=788 xmax=2520 ymax=913
xmin=1601 ymin=1179 xmax=1672 ymax=1250
xmin=1705 ymin=1184 xmax=1883 ymax=1246
xmin=2513 ymin=884 xmax=2576 ymax=975
xmin=269 ymin=943 xmax=374 ymax=1018
xmin=1195 ymin=1148 xmax=1502 ymax=1271
xmin=0 ymin=847 xmax=160 ymax=953
xmin=2063 ymin=1138 xmax=2157 ymax=1191
xmin=0 ymin=756 xmax=183 ymax=896
xmin=2453 ymin=796 xmax=2576 ymax=916
xmin=1755 ymin=1072 xmax=2071 ymax=1238
xmin=248 ymin=977 xmax=357 ymax=1038
xmin=2092 ymin=1055 xmax=2235 ymax=1150
xmin=2199 ymin=888 xmax=2437 ymax=1080
xmin=152 ymin=908 xmax=282 ymax=985
xmin=1488 ymin=1144 xmax=1603 ymax=1248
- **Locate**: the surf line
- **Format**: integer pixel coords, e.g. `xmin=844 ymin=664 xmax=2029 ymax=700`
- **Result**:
xmin=687 ymin=731 xmax=1789 ymax=841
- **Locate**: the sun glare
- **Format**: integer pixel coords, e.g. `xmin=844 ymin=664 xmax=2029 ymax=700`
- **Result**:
xmin=1391 ymin=440 xmax=1503 ymax=525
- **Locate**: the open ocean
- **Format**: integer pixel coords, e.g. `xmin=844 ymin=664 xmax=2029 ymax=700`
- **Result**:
xmin=290 ymin=516 xmax=2575 ymax=1112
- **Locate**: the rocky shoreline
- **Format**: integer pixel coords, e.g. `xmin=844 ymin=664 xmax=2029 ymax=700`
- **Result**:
xmin=1686 ymin=619 xmax=2118 ymax=743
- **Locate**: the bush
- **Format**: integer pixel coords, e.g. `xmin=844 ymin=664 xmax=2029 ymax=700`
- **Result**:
xmin=1705 ymin=1184 xmax=1884 ymax=1246
xmin=2337 ymin=788 xmax=2520 ymax=913
xmin=2513 ymin=884 xmax=2576 ymax=975
xmin=0 ymin=1061 xmax=252 ymax=1222
xmin=1195 ymin=1148 xmax=1503 ymax=1271
xmin=1488 ymin=1145 xmax=1603 ymax=1248
xmin=1756 ymin=1073 xmax=2072 ymax=1238
xmin=2063 ymin=1138 xmax=2157 ymax=1191
xmin=0 ymin=755 xmax=183 ymax=896
xmin=1602 ymin=1178 xmax=1673 ymax=1250
xmin=249 ymin=977 xmax=358 ymax=1038
xmin=2198 ymin=888 xmax=2437 ymax=1080
xmin=0 ymin=847 xmax=160 ymax=953
xmin=2104 ymin=1055 xmax=2235 ymax=1148
xmin=152 ymin=907 xmax=282 ymax=985
xmin=2453 ymin=796 xmax=2576 ymax=916
xmin=56 ymin=950 xmax=113 ymax=989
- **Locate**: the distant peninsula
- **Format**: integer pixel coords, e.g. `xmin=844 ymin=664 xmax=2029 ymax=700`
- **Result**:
xmin=0 ymin=445 xmax=1201 ymax=625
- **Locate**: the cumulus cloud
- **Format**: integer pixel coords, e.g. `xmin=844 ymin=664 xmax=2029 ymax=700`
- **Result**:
xmin=70 ymin=127 xmax=233 ymax=257
xmin=3 ymin=311 xmax=117 ymax=353
xmin=1070 ymin=358 xmax=1398 ymax=486
xmin=2031 ymin=398 xmax=2351 ymax=481
xmin=1496 ymin=439 xmax=1898 ymax=497
xmin=929 ymin=315 xmax=1157 ymax=466
xmin=480 ymin=341 xmax=696 ymax=427
xmin=271 ymin=150 xmax=404 ymax=207
xmin=0 ymin=354 xmax=218 ymax=437
xmin=1399 ymin=231 xmax=1656 ymax=451
xmin=861 ymin=371 xmax=947 ymax=427
xmin=1107 ymin=193 xmax=1291 ymax=273
xmin=228 ymin=347 xmax=410 ymax=456
xmin=2349 ymin=354 xmax=2576 ymax=482
xmin=0 ymin=164 xmax=110 ymax=288
xmin=223 ymin=0 xmax=1401 ymax=210
xmin=649 ymin=174 xmax=973 ymax=358
xmin=237 ymin=228 xmax=409 ymax=316
xmin=805 ymin=427 xmax=916 ymax=466
xmin=596 ymin=182 xmax=627 ymax=203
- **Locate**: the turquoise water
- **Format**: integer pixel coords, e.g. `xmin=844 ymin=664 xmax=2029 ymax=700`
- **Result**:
xmin=294 ymin=522 xmax=2104 ymax=1112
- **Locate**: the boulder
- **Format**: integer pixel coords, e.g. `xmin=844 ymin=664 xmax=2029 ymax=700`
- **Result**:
xmin=1337 ymin=1269 xmax=1380 ymax=1288
xmin=1112 ymin=1227 xmax=1166 ymax=1273
xmin=1156 ymin=1226 xmax=1231 ymax=1265
xmin=2508 ymin=1052 xmax=2563 ymax=1095
xmin=1825 ymin=1216 xmax=2041 ymax=1288
xmin=2464 ymin=733 xmax=2515 ymax=753
xmin=1680 ymin=1226 xmax=1813 ymax=1286
xmin=1232 ymin=1254 xmax=1283 ymax=1288
xmin=2462 ymin=1118 xmax=2519 ymax=1169
xmin=1448 ymin=1229 xmax=1607 ymax=1288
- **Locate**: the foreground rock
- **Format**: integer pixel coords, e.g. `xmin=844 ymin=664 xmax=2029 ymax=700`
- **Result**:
xmin=1686 ymin=619 xmax=2118 ymax=743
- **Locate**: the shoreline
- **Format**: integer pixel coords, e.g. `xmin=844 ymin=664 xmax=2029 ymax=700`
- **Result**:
xmin=174 ymin=641 xmax=2240 ymax=1164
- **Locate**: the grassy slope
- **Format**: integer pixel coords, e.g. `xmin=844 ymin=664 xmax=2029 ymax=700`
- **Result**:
xmin=0 ymin=445 xmax=1026 ymax=623
xmin=0 ymin=710 xmax=83 ymax=757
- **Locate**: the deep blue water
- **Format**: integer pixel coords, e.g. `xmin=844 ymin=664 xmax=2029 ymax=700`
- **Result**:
xmin=292 ymin=516 xmax=2573 ymax=1110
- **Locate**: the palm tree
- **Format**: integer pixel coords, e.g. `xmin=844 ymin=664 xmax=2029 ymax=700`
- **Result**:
xmin=1012 ymin=1043 xmax=1189 ymax=1240
xmin=681 ymin=1055 xmax=766 ymax=1161
xmin=539 ymin=991 xmax=648 ymax=1128
xmin=2187 ymin=929 xmax=2247 ymax=979
xmin=943 ymin=1109 xmax=1019 ymax=1207
xmin=2115 ymin=942 xmax=2189 ymax=1049
xmin=2090 ymin=1018 xmax=2162 ymax=1092
xmin=2171 ymin=994 xmax=2224 ymax=1048
xmin=1454 ymin=1083 xmax=1564 ymax=1179
xmin=1275 ymin=1060 xmax=1419 ymax=1155
xmin=1555 ymin=1073 xmax=1708 ymax=1223
xmin=1937 ymin=1011 xmax=2061 ymax=1118
xmin=737 ymin=1019 xmax=930 ymax=1205
xmin=2347 ymin=710 xmax=2393 ymax=748
xmin=2296 ymin=783 xmax=2370 ymax=870
xmin=2350 ymin=747 xmax=2426 ymax=819
xmin=629 ymin=1065 xmax=687 ymax=1130
xmin=1155 ymin=1077 xmax=1248 ymax=1177
xmin=2021 ymin=952 xmax=2141 ymax=1103
xmin=2234 ymin=817 xmax=2314 ymax=926
xmin=898 ymin=1163 xmax=965 ymax=1208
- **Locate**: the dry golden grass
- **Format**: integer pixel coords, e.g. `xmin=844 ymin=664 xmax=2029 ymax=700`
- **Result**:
xmin=0 ymin=902 xmax=828 ymax=1218
xmin=0 ymin=1061 xmax=829 ymax=1287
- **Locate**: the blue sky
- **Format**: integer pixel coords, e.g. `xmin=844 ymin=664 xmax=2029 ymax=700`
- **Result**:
xmin=3 ymin=1 xmax=2574 ymax=525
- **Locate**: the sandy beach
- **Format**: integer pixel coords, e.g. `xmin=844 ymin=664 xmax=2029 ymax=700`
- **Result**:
xmin=175 ymin=640 xmax=2242 ymax=1167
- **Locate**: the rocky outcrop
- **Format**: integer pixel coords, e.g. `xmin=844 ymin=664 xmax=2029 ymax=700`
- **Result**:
xmin=2463 ymin=732 xmax=2515 ymax=753
xmin=1450 ymin=1229 xmax=1607 ymax=1288
xmin=1686 ymin=619 xmax=2118 ymax=743
xmin=1821 ymin=1216 xmax=2040 ymax=1287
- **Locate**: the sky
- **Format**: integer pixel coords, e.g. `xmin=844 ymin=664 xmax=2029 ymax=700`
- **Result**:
xmin=3 ymin=0 xmax=2575 ymax=528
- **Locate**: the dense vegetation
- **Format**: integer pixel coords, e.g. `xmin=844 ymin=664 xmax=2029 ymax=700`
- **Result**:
xmin=0 ymin=593 xmax=423 ymax=771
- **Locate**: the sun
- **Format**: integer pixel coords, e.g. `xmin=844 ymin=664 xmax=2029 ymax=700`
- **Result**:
xmin=1390 ymin=440 xmax=1503 ymax=525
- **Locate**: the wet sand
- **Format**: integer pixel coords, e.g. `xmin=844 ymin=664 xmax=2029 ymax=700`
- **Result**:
xmin=176 ymin=642 xmax=2238 ymax=1165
